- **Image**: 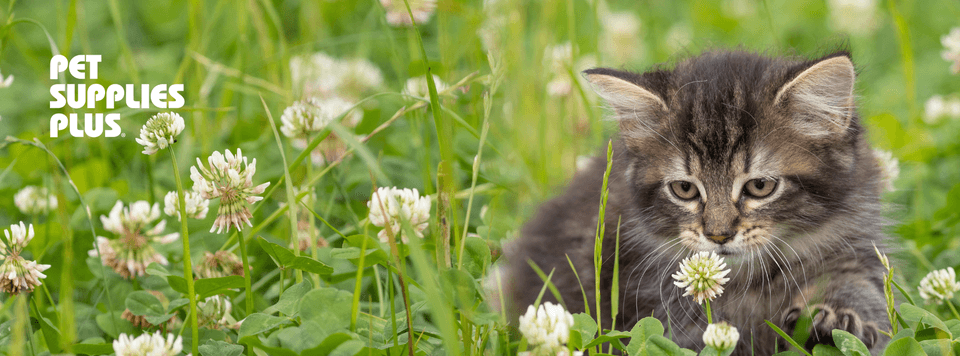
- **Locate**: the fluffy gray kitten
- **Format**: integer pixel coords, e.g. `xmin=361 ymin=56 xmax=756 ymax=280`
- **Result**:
xmin=500 ymin=50 xmax=892 ymax=354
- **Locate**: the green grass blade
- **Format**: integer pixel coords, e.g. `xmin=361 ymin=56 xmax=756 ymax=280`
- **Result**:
xmin=260 ymin=95 xmax=303 ymax=283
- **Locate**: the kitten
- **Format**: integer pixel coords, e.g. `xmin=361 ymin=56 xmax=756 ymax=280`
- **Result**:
xmin=499 ymin=50 xmax=892 ymax=354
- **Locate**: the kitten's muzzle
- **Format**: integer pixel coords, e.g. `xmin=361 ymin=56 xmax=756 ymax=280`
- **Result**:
xmin=707 ymin=234 xmax=734 ymax=245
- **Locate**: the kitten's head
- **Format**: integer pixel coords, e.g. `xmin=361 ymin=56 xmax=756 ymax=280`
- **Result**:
xmin=584 ymin=50 xmax=881 ymax=258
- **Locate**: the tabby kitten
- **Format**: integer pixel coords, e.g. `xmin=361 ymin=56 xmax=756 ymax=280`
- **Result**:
xmin=500 ymin=50 xmax=891 ymax=354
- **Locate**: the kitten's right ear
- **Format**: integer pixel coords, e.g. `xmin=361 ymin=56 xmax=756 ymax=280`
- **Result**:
xmin=582 ymin=69 xmax=669 ymax=140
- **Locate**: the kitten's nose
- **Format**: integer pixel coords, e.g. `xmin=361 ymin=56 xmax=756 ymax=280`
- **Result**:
xmin=707 ymin=234 xmax=734 ymax=245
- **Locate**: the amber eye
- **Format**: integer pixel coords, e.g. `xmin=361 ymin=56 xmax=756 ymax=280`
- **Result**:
xmin=744 ymin=178 xmax=778 ymax=198
xmin=670 ymin=181 xmax=700 ymax=200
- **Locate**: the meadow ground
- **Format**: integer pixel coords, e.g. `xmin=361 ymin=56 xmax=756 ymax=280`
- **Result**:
xmin=1 ymin=0 xmax=960 ymax=355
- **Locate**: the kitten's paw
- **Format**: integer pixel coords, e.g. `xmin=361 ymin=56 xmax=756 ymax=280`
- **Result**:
xmin=804 ymin=304 xmax=880 ymax=350
xmin=780 ymin=306 xmax=803 ymax=335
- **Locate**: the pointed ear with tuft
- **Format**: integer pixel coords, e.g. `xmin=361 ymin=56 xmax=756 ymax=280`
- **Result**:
xmin=582 ymin=69 xmax=670 ymax=142
xmin=774 ymin=55 xmax=857 ymax=138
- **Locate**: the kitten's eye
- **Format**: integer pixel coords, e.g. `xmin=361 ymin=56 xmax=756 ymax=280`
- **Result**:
xmin=744 ymin=178 xmax=778 ymax=198
xmin=669 ymin=181 xmax=700 ymax=200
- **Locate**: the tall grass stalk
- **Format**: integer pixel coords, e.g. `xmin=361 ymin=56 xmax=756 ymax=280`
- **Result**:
xmin=167 ymin=146 xmax=200 ymax=355
xmin=260 ymin=95 xmax=303 ymax=283
xmin=10 ymin=294 xmax=27 ymax=356
xmin=403 ymin=0 xmax=457 ymax=268
xmin=237 ymin=229 xmax=254 ymax=316
xmin=593 ymin=140 xmax=614 ymax=353
xmin=350 ymin=234 xmax=369 ymax=331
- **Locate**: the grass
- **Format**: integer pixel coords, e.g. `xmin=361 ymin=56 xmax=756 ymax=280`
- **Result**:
xmin=0 ymin=0 xmax=959 ymax=355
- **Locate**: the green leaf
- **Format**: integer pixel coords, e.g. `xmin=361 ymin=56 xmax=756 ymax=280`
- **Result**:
xmin=766 ymin=320 xmax=812 ymax=356
xmin=919 ymin=339 xmax=958 ymax=356
xmin=890 ymin=328 xmax=915 ymax=343
xmin=570 ymin=313 xmax=598 ymax=349
xmin=95 ymin=313 xmax=135 ymax=338
xmin=647 ymin=335 xmax=695 ymax=355
xmin=259 ymin=236 xmax=297 ymax=267
xmin=330 ymin=246 xmax=388 ymax=268
xmin=237 ymin=313 xmax=291 ymax=339
xmin=832 ymin=329 xmax=870 ymax=356
xmin=125 ymin=291 xmax=165 ymax=317
xmin=626 ymin=317 xmax=666 ymax=355
xmin=900 ymin=303 xmax=950 ymax=337
xmin=773 ymin=352 xmax=803 ymax=356
xmin=168 ymin=275 xmax=188 ymax=295
xmin=915 ymin=327 xmax=952 ymax=342
xmin=264 ymin=281 xmax=312 ymax=316
xmin=812 ymin=344 xmax=844 ymax=356
xmin=298 ymin=287 xmax=353 ymax=333
xmin=582 ymin=333 xmax=629 ymax=350
xmin=288 ymin=256 xmax=334 ymax=275
xmin=441 ymin=269 xmax=478 ymax=309
xmin=195 ymin=276 xmax=246 ymax=299
xmin=145 ymin=262 xmax=173 ymax=277
xmin=258 ymin=237 xmax=333 ymax=275
xmin=199 ymin=340 xmax=245 ymax=356
xmin=883 ymin=336 xmax=926 ymax=356
xmin=274 ymin=322 xmax=325 ymax=353
xmin=30 ymin=306 xmax=62 ymax=354
xmin=71 ymin=342 xmax=114 ymax=355
xmin=300 ymin=333 xmax=355 ymax=356
xmin=239 ymin=335 xmax=299 ymax=356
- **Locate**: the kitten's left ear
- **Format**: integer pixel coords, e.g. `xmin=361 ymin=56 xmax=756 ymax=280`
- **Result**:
xmin=774 ymin=55 xmax=856 ymax=137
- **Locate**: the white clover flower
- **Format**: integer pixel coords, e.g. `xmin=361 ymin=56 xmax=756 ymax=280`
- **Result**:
xmin=290 ymin=52 xmax=340 ymax=98
xmin=546 ymin=42 xmax=573 ymax=73
xmin=89 ymin=201 xmax=179 ymax=279
xmin=942 ymin=27 xmax=960 ymax=74
xmin=873 ymin=149 xmax=899 ymax=193
xmin=367 ymin=187 xmax=431 ymax=243
xmin=0 ymin=68 xmax=12 ymax=88
xmin=672 ymin=251 xmax=731 ymax=304
xmin=338 ymin=58 xmax=384 ymax=97
xmin=703 ymin=321 xmax=739 ymax=350
xmin=402 ymin=75 xmax=449 ymax=99
xmin=163 ymin=190 xmax=210 ymax=221
xmin=919 ymin=267 xmax=960 ymax=304
xmin=290 ymin=53 xmax=383 ymax=100
xmin=113 ymin=331 xmax=184 ymax=356
xmin=280 ymin=97 xmax=361 ymax=138
xmin=924 ymin=95 xmax=960 ymax=125
xmin=546 ymin=77 xmax=573 ymax=97
xmin=925 ymin=95 xmax=948 ymax=124
xmin=135 ymin=112 xmax=185 ymax=155
xmin=198 ymin=295 xmax=238 ymax=329
xmin=195 ymin=250 xmax=245 ymax=279
xmin=827 ymin=0 xmax=878 ymax=36
xmin=518 ymin=302 xmax=574 ymax=351
xmin=600 ymin=13 xmax=642 ymax=64
xmin=190 ymin=148 xmax=270 ymax=234
xmin=380 ymin=0 xmax=436 ymax=26
xmin=0 ymin=222 xmax=50 ymax=295
xmin=14 ymin=185 xmax=58 ymax=215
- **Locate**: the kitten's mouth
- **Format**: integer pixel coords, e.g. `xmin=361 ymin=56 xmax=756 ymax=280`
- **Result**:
xmin=716 ymin=247 xmax=735 ymax=256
